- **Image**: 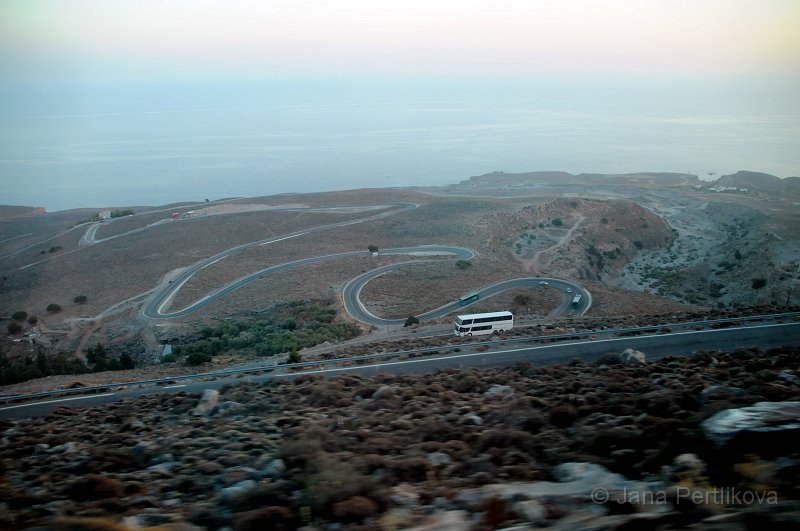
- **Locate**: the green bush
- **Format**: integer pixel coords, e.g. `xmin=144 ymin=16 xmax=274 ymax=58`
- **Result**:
xmin=7 ymin=321 xmax=22 ymax=335
xmin=11 ymin=311 xmax=27 ymax=321
xmin=404 ymin=315 xmax=419 ymax=327
xmin=752 ymin=278 xmax=767 ymax=289
xmin=174 ymin=301 xmax=360 ymax=364
xmin=46 ymin=303 xmax=62 ymax=313
xmin=73 ymin=295 xmax=87 ymax=304
xmin=120 ymin=352 xmax=135 ymax=369
xmin=187 ymin=352 xmax=212 ymax=366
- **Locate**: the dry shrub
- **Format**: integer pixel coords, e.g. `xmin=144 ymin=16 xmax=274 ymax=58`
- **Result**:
xmin=383 ymin=456 xmax=432 ymax=483
xmin=65 ymin=475 xmax=124 ymax=501
xmin=280 ymin=437 xmax=324 ymax=469
xmin=332 ymin=495 xmax=380 ymax=522
xmin=232 ymin=507 xmax=298 ymax=531
xmin=477 ymin=428 xmax=538 ymax=455
xmin=548 ymin=405 xmax=579 ymax=428
xmin=302 ymin=456 xmax=387 ymax=517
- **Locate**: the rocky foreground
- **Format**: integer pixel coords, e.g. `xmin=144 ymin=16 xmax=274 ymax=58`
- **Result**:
xmin=1 ymin=346 xmax=799 ymax=530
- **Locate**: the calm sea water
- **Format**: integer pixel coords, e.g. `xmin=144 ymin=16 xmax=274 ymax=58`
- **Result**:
xmin=1 ymin=75 xmax=797 ymax=211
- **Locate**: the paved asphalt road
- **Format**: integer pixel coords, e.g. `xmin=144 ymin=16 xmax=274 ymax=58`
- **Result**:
xmin=3 ymin=322 xmax=797 ymax=419
xmin=141 ymin=203 xmax=418 ymax=318
xmin=145 ymin=242 xmax=590 ymax=322
xmin=343 ymin=263 xmax=590 ymax=326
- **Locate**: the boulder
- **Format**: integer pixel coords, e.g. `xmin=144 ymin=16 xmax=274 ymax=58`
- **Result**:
xmin=484 ymin=384 xmax=515 ymax=398
xmin=619 ymin=349 xmax=646 ymax=366
xmin=701 ymin=401 xmax=800 ymax=453
xmin=192 ymin=389 xmax=220 ymax=416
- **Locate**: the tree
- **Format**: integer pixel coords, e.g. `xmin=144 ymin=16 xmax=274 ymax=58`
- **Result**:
xmin=404 ymin=315 xmax=419 ymax=327
xmin=752 ymin=278 xmax=767 ymax=290
xmin=46 ymin=303 xmax=61 ymax=313
xmin=119 ymin=352 xmax=135 ymax=370
xmin=28 ymin=316 xmax=38 ymax=325
xmin=455 ymin=260 xmax=472 ymax=270
xmin=7 ymin=322 xmax=22 ymax=335
xmin=368 ymin=245 xmax=379 ymax=254
xmin=552 ymin=218 xmax=563 ymax=226
xmin=73 ymin=295 xmax=87 ymax=304
xmin=86 ymin=344 xmax=108 ymax=372
xmin=287 ymin=349 xmax=302 ymax=364
xmin=11 ymin=311 xmax=27 ymax=321
xmin=36 ymin=351 xmax=47 ymax=374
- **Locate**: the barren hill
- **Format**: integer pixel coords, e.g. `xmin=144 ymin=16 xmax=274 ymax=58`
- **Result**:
xmin=1 ymin=171 xmax=798 ymax=385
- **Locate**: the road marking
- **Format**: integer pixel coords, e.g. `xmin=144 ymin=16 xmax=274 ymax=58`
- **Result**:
xmin=162 ymin=384 xmax=186 ymax=389
xmin=259 ymin=232 xmax=306 ymax=245
xmin=0 ymin=392 xmax=116 ymax=411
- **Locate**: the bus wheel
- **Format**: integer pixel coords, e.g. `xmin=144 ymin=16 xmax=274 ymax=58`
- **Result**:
xmin=467 ymin=333 xmax=472 ymax=337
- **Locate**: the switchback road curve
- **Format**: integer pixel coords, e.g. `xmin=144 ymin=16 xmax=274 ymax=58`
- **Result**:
xmin=144 ymin=242 xmax=590 ymax=322
xmin=138 ymin=201 xmax=589 ymax=322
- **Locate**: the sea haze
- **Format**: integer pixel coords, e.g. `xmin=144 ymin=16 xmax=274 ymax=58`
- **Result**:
xmin=1 ymin=74 xmax=797 ymax=212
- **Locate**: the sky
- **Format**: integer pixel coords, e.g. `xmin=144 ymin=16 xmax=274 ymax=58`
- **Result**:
xmin=2 ymin=0 xmax=798 ymax=79
xmin=1 ymin=1 xmax=799 ymax=210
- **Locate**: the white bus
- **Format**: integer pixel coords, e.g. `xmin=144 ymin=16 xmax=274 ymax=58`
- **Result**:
xmin=454 ymin=311 xmax=514 ymax=337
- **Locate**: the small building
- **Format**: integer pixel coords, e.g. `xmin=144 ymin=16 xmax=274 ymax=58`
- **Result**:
xmin=98 ymin=210 xmax=112 ymax=220
xmin=161 ymin=344 xmax=173 ymax=358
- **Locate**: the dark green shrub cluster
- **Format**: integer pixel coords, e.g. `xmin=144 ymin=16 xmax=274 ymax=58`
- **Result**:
xmin=86 ymin=344 xmax=135 ymax=372
xmin=0 ymin=352 xmax=90 ymax=386
xmin=174 ymin=301 xmax=360 ymax=364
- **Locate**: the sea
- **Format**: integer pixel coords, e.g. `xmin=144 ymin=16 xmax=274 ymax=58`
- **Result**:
xmin=1 ymin=74 xmax=797 ymax=212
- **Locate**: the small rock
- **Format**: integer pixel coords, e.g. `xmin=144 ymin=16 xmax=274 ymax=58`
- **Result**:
xmin=390 ymin=483 xmax=419 ymax=506
xmin=373 ymin=385 xmax=396 ymax=400
xmin=132 ymin=513 xmax=173 ymax=526
xmin=427 ymin=452 xmax=453 ymax=467
xmin=34 ymin=443 xmax=50 ymax=454
xmin=220 ymin=479 xmax=257 ymax=504
xmin=409 ymin=510 xmax=471 ymax=530
xmin=262 ymin=458 xmax=286 ymax=479
xmin=192 ymin=389 xmax=220 ymax=416
xmin=701 ymin=385 xmax=747 ymax=398
xmin=777 ymin=370 xmax=800 ymax=383
xmin=216 ymin=401 xmax=244 ymax=416
xmin=513 ymin=499 xmax=547 ymax=524
xmin=484 ymin=384 xmax=514 ymax=398
xmin=147 ymin=462 xmax=176 ymax=475
xmin=463 ymin=414 xmax=483 ymax=426
xmin=619 ymin=349 xmax=646 ymax=366
xmin=220 ymin=466 xmax=262 ymax=486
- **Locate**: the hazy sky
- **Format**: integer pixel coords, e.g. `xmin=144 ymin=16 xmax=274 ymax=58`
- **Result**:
xmin=2 ymin=0 xmax=798 ymax=79
xmin=1 ymin=1 xmax=798 ymax=210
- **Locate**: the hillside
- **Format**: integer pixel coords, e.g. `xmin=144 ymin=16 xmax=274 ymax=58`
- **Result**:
xmin=1 ymin=171 xmax=798 ymax=387
xmin=1 ymin=345 xmax=798 ymax=529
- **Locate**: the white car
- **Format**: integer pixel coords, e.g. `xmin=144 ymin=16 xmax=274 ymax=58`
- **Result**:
xmin=567 ymin=288 xmax=573 ymax=293
xmin=539 ymin=281 xmax=548 ymax=285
